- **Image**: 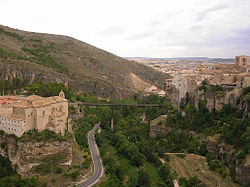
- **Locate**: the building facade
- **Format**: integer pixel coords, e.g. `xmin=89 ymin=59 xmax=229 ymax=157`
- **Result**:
xmin=0 ymin=91 xmax=68 ymax=137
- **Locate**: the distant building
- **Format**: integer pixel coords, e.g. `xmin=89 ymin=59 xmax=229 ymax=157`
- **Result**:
xmin=0 ymin=91 xmax=68 ymax=137
xmin=165 ymin=55 xmax=250 ymax=111
xmin=144 ymin=85 xmax=166 ymax=96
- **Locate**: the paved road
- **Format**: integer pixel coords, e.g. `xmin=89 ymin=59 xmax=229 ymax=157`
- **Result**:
xmin=78 ymin=123 xmax=104 ymax=187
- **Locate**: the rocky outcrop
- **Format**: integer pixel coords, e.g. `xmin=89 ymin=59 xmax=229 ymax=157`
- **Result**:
xmin=0 ymin=59 xmax=69 ymax=86
xmin=235 ymin=159 xmax=250 ymax=187
xmin=149 ymin=115 xmax=168 ymax=137
xmin=167 ymin=85 xmax=243 ymax=112
xmin=0 ymin=133 xmax=73 ymax=176
xmin=69 ymin=103 xmax=84 ymax=120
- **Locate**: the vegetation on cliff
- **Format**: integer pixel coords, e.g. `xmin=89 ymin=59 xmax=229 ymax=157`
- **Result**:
xmin=0 ymin=25 xmax=168 ymax=98
xmin=165 ymin=89 xmax=250 ymax=185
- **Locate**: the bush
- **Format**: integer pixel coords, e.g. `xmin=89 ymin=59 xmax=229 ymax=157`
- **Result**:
xmin=56 ymin=167 xmax=63 ymax=174
xmin=0 ymin=156 xmax=16 ymax=177
xmin=64 ymin=170 xmax=80 ymax=180
xmin=20 ymin=129 xmax=67 ymax=142
xmin=35 ymin=163 xmax=50 ymax=174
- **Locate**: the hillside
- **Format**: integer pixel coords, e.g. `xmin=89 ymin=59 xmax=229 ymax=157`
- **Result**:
xmin=166 ymin=154 xmax=240 ymax=187
xmin=0 ymin=25 xmax=168 ymax=98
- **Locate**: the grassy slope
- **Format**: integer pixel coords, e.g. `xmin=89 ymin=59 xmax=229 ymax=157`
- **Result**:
xmin=168 ymin=154 xmax=240 ymax=187
xmin=0 ymin=25 xmax=168 ymax=98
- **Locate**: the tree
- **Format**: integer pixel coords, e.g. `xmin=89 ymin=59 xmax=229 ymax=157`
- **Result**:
xmin=137 ymin=168 xmax=151 ymax=187
xmin=159 ymin=164 xmax=174 ymax=186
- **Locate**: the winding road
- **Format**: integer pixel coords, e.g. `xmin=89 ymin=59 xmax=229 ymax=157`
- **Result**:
xmin=78 ymin=123 xmax=104 ymax=187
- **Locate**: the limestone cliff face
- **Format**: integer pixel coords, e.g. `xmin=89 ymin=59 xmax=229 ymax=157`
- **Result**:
xmin=149 ymin=115 xmax=169 ymax=137
xmin=167 ymin=85 xmax=244 ymax=112
xmin=0 ymin=60 xmax=69 ymax=85
xmin=0 ymin=133 xmax=73 ymax=176
xmin=196 ymin=88 xmax=242 ymax=111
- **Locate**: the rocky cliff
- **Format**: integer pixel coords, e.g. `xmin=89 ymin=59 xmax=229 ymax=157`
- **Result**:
xmin=0 ymin=132 xmax=73 ymax=176
xmin=167 ymin=85 xmax=245 ymax=112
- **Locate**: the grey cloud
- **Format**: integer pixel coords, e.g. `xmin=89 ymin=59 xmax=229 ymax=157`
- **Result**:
xmin=204 ymin=27 xmax=250 ymax=46
xmin=149 ymin=20 xmax=162 ymax=27
xmin=127 ymin=31 xmax=154 ymax=41
xmin=98 ymin=27 xmax=126 ymax=37
xmin=226 ymin=27 xmax=250 ymax=45
xmin=189 ymin=25 xmax=203 ymax=31
xmin=196 ymin=4 xmax=229 ymax=22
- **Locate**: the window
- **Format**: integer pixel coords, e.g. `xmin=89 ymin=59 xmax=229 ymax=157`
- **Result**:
xmin=43 ymin=111 xmax=45 ymax=115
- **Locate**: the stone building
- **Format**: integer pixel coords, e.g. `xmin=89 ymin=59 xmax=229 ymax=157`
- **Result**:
xmin=0 ymin=91 xmax=68 ymax=137
xmin=165 ymin=55 xmax=250 ymax=111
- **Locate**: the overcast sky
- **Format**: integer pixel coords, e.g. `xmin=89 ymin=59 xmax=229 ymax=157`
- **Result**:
xmin=0 ymin=0 xmax=249 ymax=58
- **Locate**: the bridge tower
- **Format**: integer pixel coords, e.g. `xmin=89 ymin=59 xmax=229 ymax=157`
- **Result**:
xmin=142 ymin=110 xmax=146 ymax=122
xmin=111 ymin=106 xmax=114 ymax=131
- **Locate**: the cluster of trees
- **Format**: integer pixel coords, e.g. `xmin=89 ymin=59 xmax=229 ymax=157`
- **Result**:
xmin=22 ymin=43 xmax=68 ymax=74
xmin=0 ymin=155 xmax=40 ymax=186
xmin=0 ymin=77 xmax=29 ymax=95
xmin=166 ymin=99 xmax=249 ymax=152
xmin=199 ymin=79 xmax=224 ymax=93
xmin=75 ymin=115 xmax=99 ymax=149
xmin=23 ymin=81 xmax=74 ymax=99
xmin=156 ymin=132 xmax=200 ymax=154
xmin=179 ymin=176 xmax=200 ymax=187
xmin=92 ymin=95 xmax=178 ymax=186
xmin=0 ymin=156 xmax=16 ymax=177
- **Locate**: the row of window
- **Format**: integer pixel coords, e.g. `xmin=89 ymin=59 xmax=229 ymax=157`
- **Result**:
xmin=1 ymin=126 xmax=19 ymax=132
xmin=0 ymin=117 xmax=21 ymax=124
xmin=0 ymin=116 xmax=26 ymax=123
xmin=1 ymin=123 xmax=20 ymax=128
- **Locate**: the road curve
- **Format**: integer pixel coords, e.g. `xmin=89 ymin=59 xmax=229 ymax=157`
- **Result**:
xmin=78 ymin=123 xmax=104 ymax=187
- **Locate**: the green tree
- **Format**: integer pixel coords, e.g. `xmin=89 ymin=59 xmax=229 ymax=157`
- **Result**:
xmin=137 ymin=168 xmax=151 ymax=187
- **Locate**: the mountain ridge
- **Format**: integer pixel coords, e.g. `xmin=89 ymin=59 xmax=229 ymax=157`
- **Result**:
xmin=0 ymin=25 xmax=168 ymax=98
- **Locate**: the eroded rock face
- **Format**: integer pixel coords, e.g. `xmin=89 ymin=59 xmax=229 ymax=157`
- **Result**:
xmin=167 ymin=85 xmax=243 ymax=112
xmin=235 ymin=161 xmax=250 ymax=186
xmin=0 ymin=133 xmax=73 ymax=176
xmin=0 ymin=61 xmax=69 ymax=85
xmin=149 ymin=115 xmax=168 ymax=137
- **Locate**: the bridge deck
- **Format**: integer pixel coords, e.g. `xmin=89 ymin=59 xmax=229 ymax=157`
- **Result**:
xmin=75 ymin=102 xmax=161 ymax=107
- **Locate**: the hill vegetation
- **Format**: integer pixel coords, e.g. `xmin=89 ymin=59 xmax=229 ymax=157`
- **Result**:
xmin=0 ymin=25 xmax=168 ymax=98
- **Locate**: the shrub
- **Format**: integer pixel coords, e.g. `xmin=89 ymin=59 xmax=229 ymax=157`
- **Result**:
xmin=56 ymin=167 xmax=63 ymax=174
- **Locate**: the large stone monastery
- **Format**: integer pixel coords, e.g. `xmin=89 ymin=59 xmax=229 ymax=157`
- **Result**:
xmin=0 ymin=91 xmax=68 ymax=137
